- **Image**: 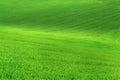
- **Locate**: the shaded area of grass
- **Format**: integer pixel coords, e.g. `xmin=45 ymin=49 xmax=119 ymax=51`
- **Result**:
xmin=0 ymin=0 xmax=120 ymax=32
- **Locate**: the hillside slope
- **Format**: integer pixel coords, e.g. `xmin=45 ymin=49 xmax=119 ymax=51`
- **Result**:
xmin=0 ymin=0 xmax=120 ymax=80
xmin=0 ymin=26 xmax=120 ymax=80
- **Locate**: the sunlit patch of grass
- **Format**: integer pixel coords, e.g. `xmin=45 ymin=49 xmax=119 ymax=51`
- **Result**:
xmin=0 ymin=26 xmax=120 ymax=80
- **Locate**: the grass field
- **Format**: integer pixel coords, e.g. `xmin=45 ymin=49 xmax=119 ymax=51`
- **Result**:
xmin=0 ymin=0 xmax=120 ymax=80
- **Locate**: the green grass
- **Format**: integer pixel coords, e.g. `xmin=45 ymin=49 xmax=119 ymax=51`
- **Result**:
xmin=0 ymin=0 xmax=120 ymax=80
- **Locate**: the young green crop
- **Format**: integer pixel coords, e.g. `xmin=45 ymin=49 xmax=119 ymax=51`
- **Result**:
xmin=0 ymin=0 xmax=120 ymax=80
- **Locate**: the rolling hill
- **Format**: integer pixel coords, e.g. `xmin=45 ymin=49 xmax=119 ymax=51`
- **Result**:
xmin=0 ymin=0 xmax=120 ymax=80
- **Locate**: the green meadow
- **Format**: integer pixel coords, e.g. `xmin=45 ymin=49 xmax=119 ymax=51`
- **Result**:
xmin=0 ymin=0 xmax=120 ymax=80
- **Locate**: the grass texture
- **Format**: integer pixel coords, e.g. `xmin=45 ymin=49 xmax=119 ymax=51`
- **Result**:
xmin=0 ymin=0 xmax=120 ymax=80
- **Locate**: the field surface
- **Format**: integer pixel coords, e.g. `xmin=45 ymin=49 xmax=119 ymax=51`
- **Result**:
xmin=0 ymin=0 xmax=120 ymax=80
